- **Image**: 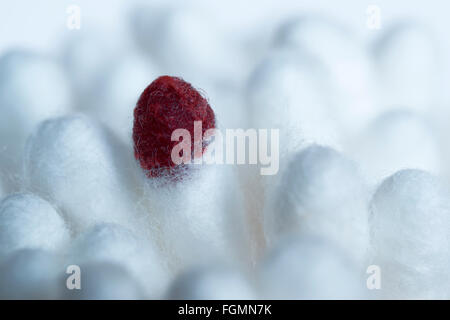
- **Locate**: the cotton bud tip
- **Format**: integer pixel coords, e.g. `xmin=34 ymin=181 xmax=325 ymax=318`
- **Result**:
xmin=132 ymin=76 xmax=216 ymax=178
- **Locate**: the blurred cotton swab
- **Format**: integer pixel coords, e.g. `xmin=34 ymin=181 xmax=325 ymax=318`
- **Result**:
xmin=0 ymin=50 xmax=72 ymax=191
xmin=369 ymin=169 xmax=450 ymax=299
xmin=264 ymin=145 xmax=369 ymax=266
xmin=133 ymin=76 xmax=249 ymax=271
xmin=0 ymin=193 xmax=70 ymax=259
xmin=23 ymin=115 xmax=141 ymax=233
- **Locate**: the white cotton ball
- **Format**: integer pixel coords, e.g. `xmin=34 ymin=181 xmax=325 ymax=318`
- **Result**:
xmin=246 ymin=49 xmax=341 ymax=155
xmin=259 ymin=236 xmax=365 ymax=299
xmin=0 ymin=249 xmax=62 ymax=299
xmin=68 ymin=223 xmax=168 ymax=298
xmin=264 ymin=145 xmax=369 ymax=266
xmin=0 ymin=193 xmax=70 ymax=258
xmin=350 ymin=109 xmax=442 ymax=184
xmin=369 ymin=169 xmax=450 ymax=299
xmin=134 ymin=7 xmax=244 ymax=85
xmin=0 ymin=50 xmax=72 ymax=188
xmin=273 ymin=15 xmax=378 ymax=135
xmin=88 ymin=53 xmax=157 ymax=142
xmin=62 ymin=262 xmax=143 ymax=300
xmin=167 ymin=265 xmax=256 ymax=300
xmin=142 ymin=164 xmax=249 ymax=272
xmin=372 ymin=22 xmax=442 ymax=113
xmin=23 ymin=115 xmax=140 ymax=232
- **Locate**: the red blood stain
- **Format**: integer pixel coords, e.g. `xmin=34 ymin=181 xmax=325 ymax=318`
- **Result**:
xmin=133 ymin=76 xmax=215 ymax=178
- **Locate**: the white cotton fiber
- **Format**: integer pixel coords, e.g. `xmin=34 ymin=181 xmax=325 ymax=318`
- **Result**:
xmin=259 ymin=236 xmax=365 ymax=299
xmin=0 ymin=193 xmax=70 ymax=258
xmin=132 ymin=6 xmax=244 ymax=85
xmin=0 ymin=179 xmax=4 ymax=200
xmin=0 ymin=249 xmax=62 ymax=299
xmin=372 ymin=22 xmax=442 ymax=113
xmin=61 ymin=32 xmax=116 ymax=112
xmin=62 ymin=262 xmax=143 ymax=300
xmin=369 ymin=169 xmax=450 ymax=299
xmin=142 ymin=164 xmax=249 ymax=272
xmin=350 ymin=109 xmax=442 ymax=184
xmin=246 ymin=49 xmax=341 ymax=155
xmin=23 ymin=115 xmax=140 ymax=232
xmin=68 ymin=223 xmax=168 ymax=298
xmin=0 ymin=50 xmax=72 ymax=188
xmin=244 ymin=52 xmax=339 ymax=245
xmin=167 ymin=265 xmax=256 ymax=300
xmin=264 ymin=145 xmax=369 ymax=266
xmin=88 ymin=53 xmax=158 ymax=143
xmin=273 ymin=15 xmax=378 ymax=135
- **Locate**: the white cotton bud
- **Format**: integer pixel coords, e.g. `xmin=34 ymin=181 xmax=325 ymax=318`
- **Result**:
xmin=259 ymin=236 xmax=365 ymax=299
xmin=62 ymin=262 xmax=143 ymax=300
xmin=350 ymin=109 xmax=442 ymax=184
xmin=142 ymin=164 xmax=249 ymax=272
xmin=369 ymin=169 xmax=450 ymax=299
xmin=273 ymin=15 xmax=378 ymax=136
xmin=0 ymin=50 xmax=72 ymax=188
xmin=372 ymin=22 xmax=442 ymax=113
xmin=23 ymin=115 xmax=140 ymax=232
xmin=88 ymin=53 xmax=158 ymax=143
xmin=0 ymin=193 xmax=70 ymax=258
xmin=167 ymin=265 xmax=256 ymax=300
xmin=265 ymin=145 xmax=369 ymax=266
xmin=68 ymin=223 xmax=168 ymax=298
xmin=0 ymin=249 xmax=62 ymax=299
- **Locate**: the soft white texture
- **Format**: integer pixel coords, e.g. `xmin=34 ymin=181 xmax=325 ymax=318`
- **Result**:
xmin=132 ymin=6 xmax=245 ymax=86
xmin=61 ymin=32 xmax=116 ymax=112
xmin=0 ymin=179 xmax=4 ymax=200
xmin=273 ymin=15 xmax=378 ymax=136
xmin=350 ymin=109 xmax=442 ymax=184
xmin=264 ymin=145 xmax=369 ymax=266
xmin=68 ymin=223 xmax=168 ymax=298
xmin=167 ymin=265 xmax=256 ymax=300
xmin=88 ymin=52 xmax=158 ymax=143
xmin=245 ymin=50 xmax=343 ymax=256
xmin=23 ymin=115 xmax=140 ymax=232
xmin=259 ymin=236 xmax=364 ymax=299
xmin=0 ymin=50 xmax=72 ymax=188
xmin=372 ymin=22 xmax=442 ymax=114
xmin=0 ymin=193 xmax=70 ymax=258
xmin=142 ymin=163 xmax=249 ymax=272
xmin=62 ymin=262 xmax=143 ymax=300
xmin=246 ymin=49 xmax=341 ymax=155
xmin=369 ymin=169 xmax=450 ymax=299
xmin=0 ymin=249 xmax=61 ymax=299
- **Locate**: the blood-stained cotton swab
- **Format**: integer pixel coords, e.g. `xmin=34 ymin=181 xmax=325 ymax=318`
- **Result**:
xmin=133 ymin=76 xmax=249 ymax=271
